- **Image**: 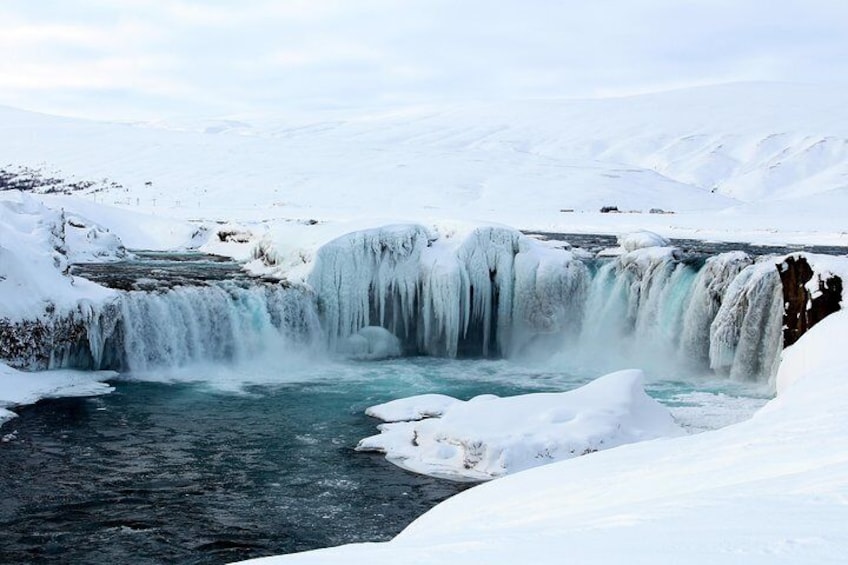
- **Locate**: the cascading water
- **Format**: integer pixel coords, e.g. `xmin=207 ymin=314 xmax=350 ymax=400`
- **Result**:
xmin=40 ymin=226 xmax=791 ymax=385
xmin=573 ymin=250 xmax=784 ymax=383
xmin=55 ymin=282 xmax=322 ymax=372
xmin=2 ymin=228 xmax=832 ymax=565
xmin=305 ymin=224 xmax=789 ymax=385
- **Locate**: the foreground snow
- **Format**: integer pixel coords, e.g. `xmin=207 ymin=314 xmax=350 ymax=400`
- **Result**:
xmin=236 ymin=310 xmax=848 ymax=564
xmin=356 ymin=369 xmax=681 ymax=481
xmin=0 ymin=362 xmax=115 ymax=427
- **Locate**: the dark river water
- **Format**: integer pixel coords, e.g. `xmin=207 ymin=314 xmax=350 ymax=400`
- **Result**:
xmin=0 ymin=357 xmax=768 ymax=564
xmin=0 ymin=359 xmax=579 ymax=564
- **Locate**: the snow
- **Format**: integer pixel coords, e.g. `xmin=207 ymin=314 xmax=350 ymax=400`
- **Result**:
xmin=1 ymin=83 xmax=848 ymax=248
xmin=0 ymin=193 xmax=116 ymax=321
xmin=365 ymin=393 xmax=461 ymax=422
xmin=1 ymin=82 xmax=848 ymax=563
xmin=775 ymin=303 xmax=848 ymax=395
xmin=0 ymin=361 xmax=115 ymax=427
xmin=236 ymin=310 xmax=848 ymax=565
xmin=618 ymin=229 xmax=670 ymax=252
xmin=356 ymin=369 xmax=682 ymax=482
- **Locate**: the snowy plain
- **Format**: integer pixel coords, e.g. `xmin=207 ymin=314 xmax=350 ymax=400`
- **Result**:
xmin=1 ymin=82 xmax=847 ymax=563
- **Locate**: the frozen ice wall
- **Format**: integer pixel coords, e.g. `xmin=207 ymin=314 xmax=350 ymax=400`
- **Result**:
xmin=308 ymin=224 xmax=590 ymax=359
xmin=574 ymin=247 xmax=786 ymax=382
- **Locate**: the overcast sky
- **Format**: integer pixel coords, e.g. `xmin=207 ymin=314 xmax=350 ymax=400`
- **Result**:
xmin=2 ymin=0 xmax=847 ymax=120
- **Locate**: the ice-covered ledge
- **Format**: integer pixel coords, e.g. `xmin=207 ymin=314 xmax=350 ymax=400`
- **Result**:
xmin=356 ymin=369 xmax=682 ymax=482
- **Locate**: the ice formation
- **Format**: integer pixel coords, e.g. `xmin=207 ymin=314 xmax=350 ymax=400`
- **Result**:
xmin=56 ymin=284 xmax=322 ymax=372
xmin=709 ymin=260 xmax=784 ymax=382
xmin=309 ymin=224 xmax=590 ymax=359
xmin=340 ymin=326 xmax=403 ymax=360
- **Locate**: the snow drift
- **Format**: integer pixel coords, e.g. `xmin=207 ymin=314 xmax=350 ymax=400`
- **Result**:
xmin=356 ymin=369 xmax=681 ymax=481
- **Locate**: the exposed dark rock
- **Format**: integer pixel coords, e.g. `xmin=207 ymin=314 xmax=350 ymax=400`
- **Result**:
xmin=778 ymin=255 xmax=843 ymax=348
xmin=0 ymin=311 xmax=92 ymax=370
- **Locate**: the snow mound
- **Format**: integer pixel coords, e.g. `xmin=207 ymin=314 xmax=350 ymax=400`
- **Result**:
xmin=0 ymin=361 xmax=115 ymax=427
xmin=365 ymin=393 xmax=462 ymax=422
xmin=356 ymin=369 xmax=682 ymax=481
xmin=775 ymin=294 xmax=848 ymax=395
xmin=618 ymin=230 xmax=670 ymax=251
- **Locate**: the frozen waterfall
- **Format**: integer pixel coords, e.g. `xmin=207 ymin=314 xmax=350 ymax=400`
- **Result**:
xmin=59 ymin=283 xmax=322 ymax=371
xmin=309 ymin=224 xmax=590 ymax=359
xmin=31 ymin=225 xmax=794 ymax=386
xmin=307 ymin=225 xmax=789 ymax=384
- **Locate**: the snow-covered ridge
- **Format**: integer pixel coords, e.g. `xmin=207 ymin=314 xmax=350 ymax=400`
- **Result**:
xmin=0 ymin=193 xmax=119 ymax=322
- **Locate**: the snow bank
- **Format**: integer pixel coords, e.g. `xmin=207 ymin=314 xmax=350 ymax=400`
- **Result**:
xmin=356 ymin=369 xmax=681 ymax=481
xmin=775 ymin=285 xmax=848 ymax=394
xmin=0 ymin=193 xmax=116 ymax=321
xmin=237 ymin=309 xmax=848 ymax=565
xmin=0 ymin=361 xmax=115 ymax=427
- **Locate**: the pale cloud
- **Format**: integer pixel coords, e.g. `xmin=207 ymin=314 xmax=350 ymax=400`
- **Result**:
xmin=0 ymin=0 xmax=846 ymax=120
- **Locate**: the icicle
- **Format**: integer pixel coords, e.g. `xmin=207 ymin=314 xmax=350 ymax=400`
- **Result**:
xmin=680 ymin=252 xmax=753 ymax=365
xmin=709 ymin=259 xmax=783 ymax=381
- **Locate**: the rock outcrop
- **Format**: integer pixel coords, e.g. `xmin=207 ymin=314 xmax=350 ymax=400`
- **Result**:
xmin=778 ymin=255 xmax=843 ymax=347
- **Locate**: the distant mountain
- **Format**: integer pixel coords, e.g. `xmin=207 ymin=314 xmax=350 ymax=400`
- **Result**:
xmin=1 ymin=82 xmax=846 ymax=224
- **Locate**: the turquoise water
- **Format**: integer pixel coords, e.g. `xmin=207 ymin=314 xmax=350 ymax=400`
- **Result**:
xmin=0 ymin=358 xmax=769 ymax=564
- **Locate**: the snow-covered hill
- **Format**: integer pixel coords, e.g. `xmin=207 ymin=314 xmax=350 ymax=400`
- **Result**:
xmin=1 ymin=83 xmax=847 ymax=245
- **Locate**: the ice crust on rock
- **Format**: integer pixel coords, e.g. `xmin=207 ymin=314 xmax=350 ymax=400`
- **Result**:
xmin=356 ymin=369 xmax=682 ymax=482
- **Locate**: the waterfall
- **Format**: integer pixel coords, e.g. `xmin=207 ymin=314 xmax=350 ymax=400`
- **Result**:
xmin=21 ymin=225 xmax=796 ymax=386
xmin=573 ymin=250 xmax=784 ymax=382
xmin=308 ymin=224 xmax=590 ymax=359
xmin=307 ymin=225 xmax=788 ymax=383
xmin=64 ymin=283 xmax=321 ymax=372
